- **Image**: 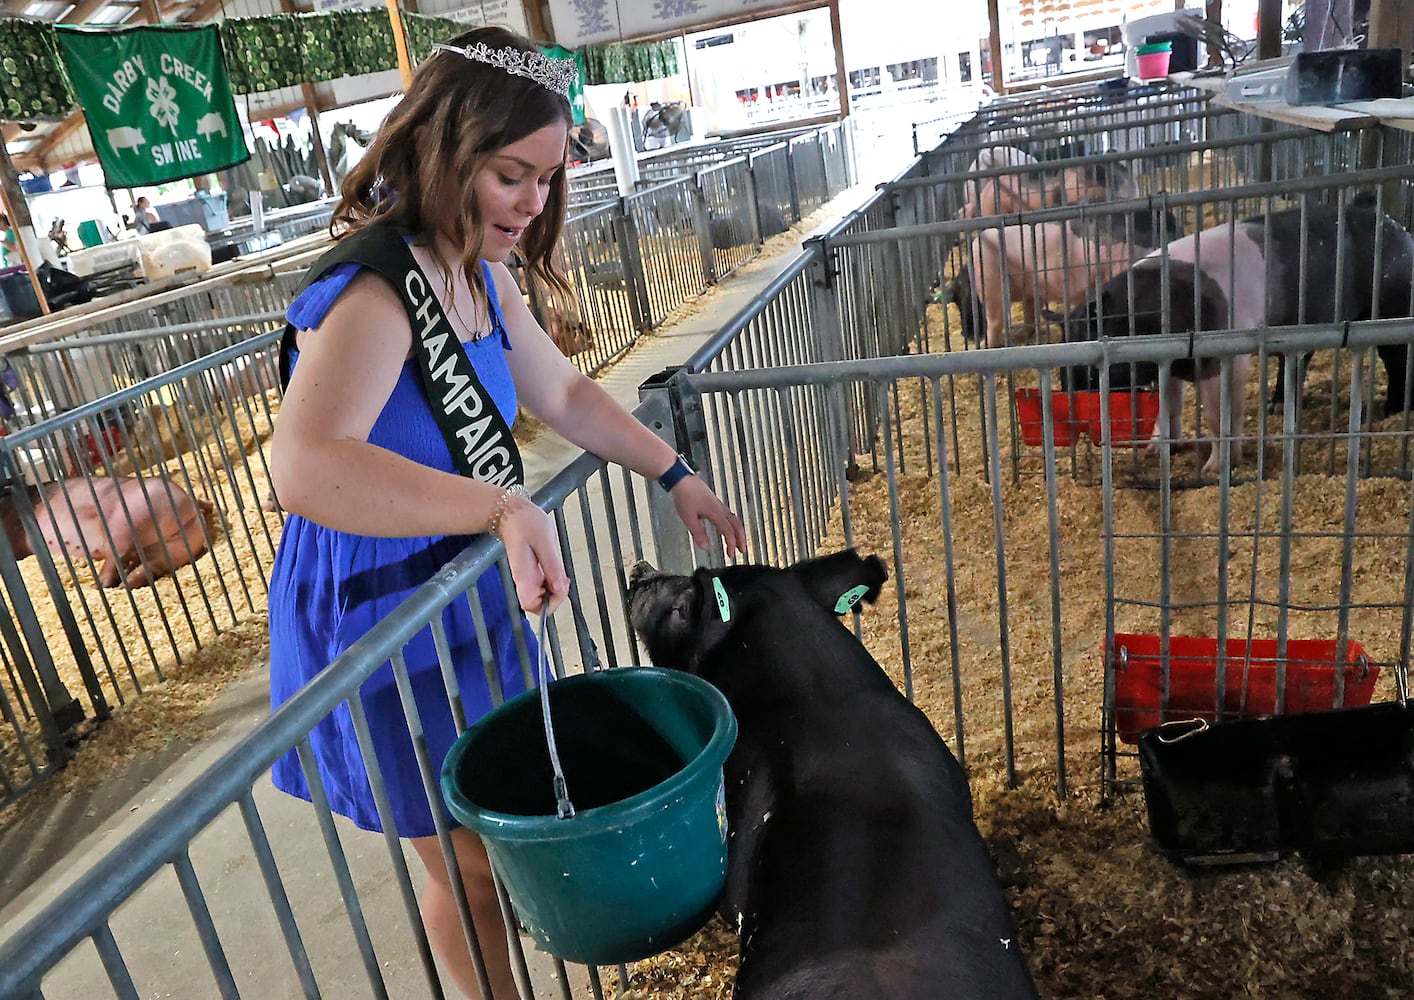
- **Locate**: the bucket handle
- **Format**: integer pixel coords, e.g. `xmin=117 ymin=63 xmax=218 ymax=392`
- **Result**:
xmin=536 ymin=599 xmax=577 ymax=820
xmin=1154 ymin=717 xmax=1209 ymax=744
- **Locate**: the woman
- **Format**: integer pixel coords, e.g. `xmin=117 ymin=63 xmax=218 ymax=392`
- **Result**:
xmin=267 ymin=26 xmax=746 ymax=999
xmin=132 ymin=196 xmax=159 ymax=233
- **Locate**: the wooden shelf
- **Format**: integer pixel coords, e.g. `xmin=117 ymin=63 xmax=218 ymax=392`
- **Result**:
xmin=1173 ymin=70 xmax=1412 ymax=134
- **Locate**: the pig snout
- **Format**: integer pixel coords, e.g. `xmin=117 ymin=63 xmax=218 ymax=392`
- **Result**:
xmin=628 ymin=560 xmax=662 ymax=588
xmin=626 ymin=561 xmax=667 ymax=631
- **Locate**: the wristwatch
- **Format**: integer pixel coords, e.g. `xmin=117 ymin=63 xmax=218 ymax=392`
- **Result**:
xmin=656 ymin=454 xmax=696 ymax=492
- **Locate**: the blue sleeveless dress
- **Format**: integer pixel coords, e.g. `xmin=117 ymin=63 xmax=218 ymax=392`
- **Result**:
xmin=268 ymin=258 xmax=533 ymax=837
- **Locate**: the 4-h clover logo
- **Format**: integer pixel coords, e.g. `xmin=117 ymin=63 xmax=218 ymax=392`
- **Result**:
xmin=146 ymin=75 xmax=180 ymax=133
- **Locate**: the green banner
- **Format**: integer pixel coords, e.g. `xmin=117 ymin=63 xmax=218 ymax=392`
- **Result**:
xmin=56 ymin=24 xmax=248 ymax=188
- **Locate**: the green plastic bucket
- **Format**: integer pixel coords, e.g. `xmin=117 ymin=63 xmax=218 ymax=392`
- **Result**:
xmin=440 ymin=666 xmax=737 ymax=966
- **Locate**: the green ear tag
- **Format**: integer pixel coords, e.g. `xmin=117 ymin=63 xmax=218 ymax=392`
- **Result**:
xmin=712 ymin=577 xmax=731 ymax=622
xmin=834 ymin=585 xmax=871 ymax=615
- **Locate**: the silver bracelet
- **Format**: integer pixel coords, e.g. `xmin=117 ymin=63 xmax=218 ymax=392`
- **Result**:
xmin=487 ymin=483 xmax=533 ymax=540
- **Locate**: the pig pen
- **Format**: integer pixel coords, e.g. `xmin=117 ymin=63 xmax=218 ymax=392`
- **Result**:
xmin=889 ymin=104 xmax=1414 ymax=493
xmin=0 ymin=322 xmax=286 ymax=810
xmin=546 ymin=121 xmax=854 ymax=377
xmin=613 ymin=101 xmax=1414 ymax=996
xmin=617 ymin=330 xmax=1414 ymax=999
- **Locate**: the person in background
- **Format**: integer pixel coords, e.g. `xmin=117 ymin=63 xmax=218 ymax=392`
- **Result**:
xmin=0 ymin=214 xmax=17 ymax=267
xmin=132 ymin=197 xmax=158 ymax=234
xmin=266 ymin=25 xmax=746 ymax=1000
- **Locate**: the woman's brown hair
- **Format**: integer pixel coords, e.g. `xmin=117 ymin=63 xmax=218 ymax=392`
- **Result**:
xmin=333 ymin=25 xmax=574 ymax=305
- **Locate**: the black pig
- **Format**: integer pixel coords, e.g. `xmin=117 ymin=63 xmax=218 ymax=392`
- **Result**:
xmin=627 ymin=550 xmax=1038 ymax=1000
xmin=1061 ymin=200 xmax=1414 ymax=473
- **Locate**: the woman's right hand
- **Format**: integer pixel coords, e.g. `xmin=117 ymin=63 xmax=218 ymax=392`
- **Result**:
xmin=496 ymin=494 xmax=570 ymax=614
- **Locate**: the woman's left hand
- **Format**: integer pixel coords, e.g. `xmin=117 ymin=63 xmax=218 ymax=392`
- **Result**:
xmin=670 ymin=476 xmax=747 ymax=558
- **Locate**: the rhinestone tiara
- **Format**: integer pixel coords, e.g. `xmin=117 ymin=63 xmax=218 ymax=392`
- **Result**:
xmin=432 ymin=42 xmax=577 ymax=98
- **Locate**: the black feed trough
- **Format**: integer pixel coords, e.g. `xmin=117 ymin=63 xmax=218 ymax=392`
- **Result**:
xmin=1139 ymin=701 xmax=1414 ymax=869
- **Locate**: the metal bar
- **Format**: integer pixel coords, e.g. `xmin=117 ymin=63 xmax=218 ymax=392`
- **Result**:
xmin=828 ymin=163 xmax=1414 ymax=248
xmin=388 ymin=648 xmax=495 ymax=1000
xmin=876 ymin=380 xmax=914 ymax=701
xmin=239 ymin=793 xmax=321 ymax=999
xmin=929 ymin=378 xmax=967 ymax=765
xmin=22 ymin=313 xmax=286 ymax=351
xmin=685 ymin=319 xmax=1414 ymax=389
xmin=294 ymin=738 xmax=389 ymax=998
xmin=1038 ymin=373 xmax=1068 ymax=797
xmin=346 ymin=694 xmax=447 ymax=1000
xmin=981 ymin=374 xmax=1017 ymax=785
xmin=92 ymin=922 xmax=141 ymax=1000
xmin=172 ymin=850 xmax=240 ymax=1000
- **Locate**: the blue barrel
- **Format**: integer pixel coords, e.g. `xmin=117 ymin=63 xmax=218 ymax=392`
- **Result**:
xmin=0 ymin=269 xmax=41 ymax=322
xmin=441 ymin=667 xmax=736 ymax=967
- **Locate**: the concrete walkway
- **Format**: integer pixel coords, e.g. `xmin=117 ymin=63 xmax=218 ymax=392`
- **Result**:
xmin=0 ymin=180 xmax=883 ymax=999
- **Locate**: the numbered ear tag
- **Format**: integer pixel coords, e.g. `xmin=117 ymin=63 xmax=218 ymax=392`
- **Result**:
xmin=834 ymin=585 xmax=871 ymax=615
xmin=712 ymin=577 xmax=731 ymax=622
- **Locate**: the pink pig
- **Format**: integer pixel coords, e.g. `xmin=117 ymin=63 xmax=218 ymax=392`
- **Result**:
xmin=8 ymin=477 xmax=217 ymax=589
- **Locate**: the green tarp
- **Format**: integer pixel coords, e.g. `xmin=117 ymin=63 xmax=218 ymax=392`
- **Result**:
xmin=401 ymin=13 xmax=465 ymax=65
xmin=580 ymin=39 xmax=680 ymax=86
xmin=219 ymin=14 xmax=304 ymax=94
xmin=0 ymin=18 xmax=74 ymax=121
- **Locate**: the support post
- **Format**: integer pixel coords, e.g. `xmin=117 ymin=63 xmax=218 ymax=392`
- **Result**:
xmin=987 ymin=0 xmax=1007 ymax=95
xmin=612 ymin=203 xmax=651 ymax=331
xmin=604 ymin=105 xmax=640 ymax=198
xmin=0 ymin=511 xmax=86 ymax=757
xmin=1369 ymin=0 xmax=1414 ymax=63
xmin=302 ymin=87 xmax=336 ymax=196
xmin=805 ymin=235 xmax=861 ymax=488
xmin=637 ymin=368 xmax=719 ymax=574
xmin=784 ymin=141 xmax=800 ymax=225
xmin=1366 ymin=0 xmax=1414 ymax=213
xmin=828 ymin=0 xmax=850 ymax=118
xmin=0 ymin=140 xmax=50 ymax=318
xmin=523 ymin=0 xmax=552 ymax=41
xmin=1204 ymin=0 xmax=1225 ymax=68
xmin=386 ymin=0 xmax=414 ymax=90
xmin=687 ymin=172 xmax=717 ymax=286
xmin=1256 ymin=0 xmax=1282 ymax=60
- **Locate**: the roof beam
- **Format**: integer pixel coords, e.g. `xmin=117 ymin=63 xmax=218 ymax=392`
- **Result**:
xmin=0 ymin=0 xmax=70 ymax=12
xmin=58 ymin=0 xmax=121 ymax=23
xmin=176 ymin=0 xmax=228 ymax=21
xmin=20 ymin=111 xmax=86 ymax=169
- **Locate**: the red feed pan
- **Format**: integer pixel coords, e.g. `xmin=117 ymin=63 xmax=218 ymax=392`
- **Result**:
xmin=1110 ymin=633 xmax=1378 ymax=744
xmin=1087 ymin=390 xmax=1159 ymax=447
